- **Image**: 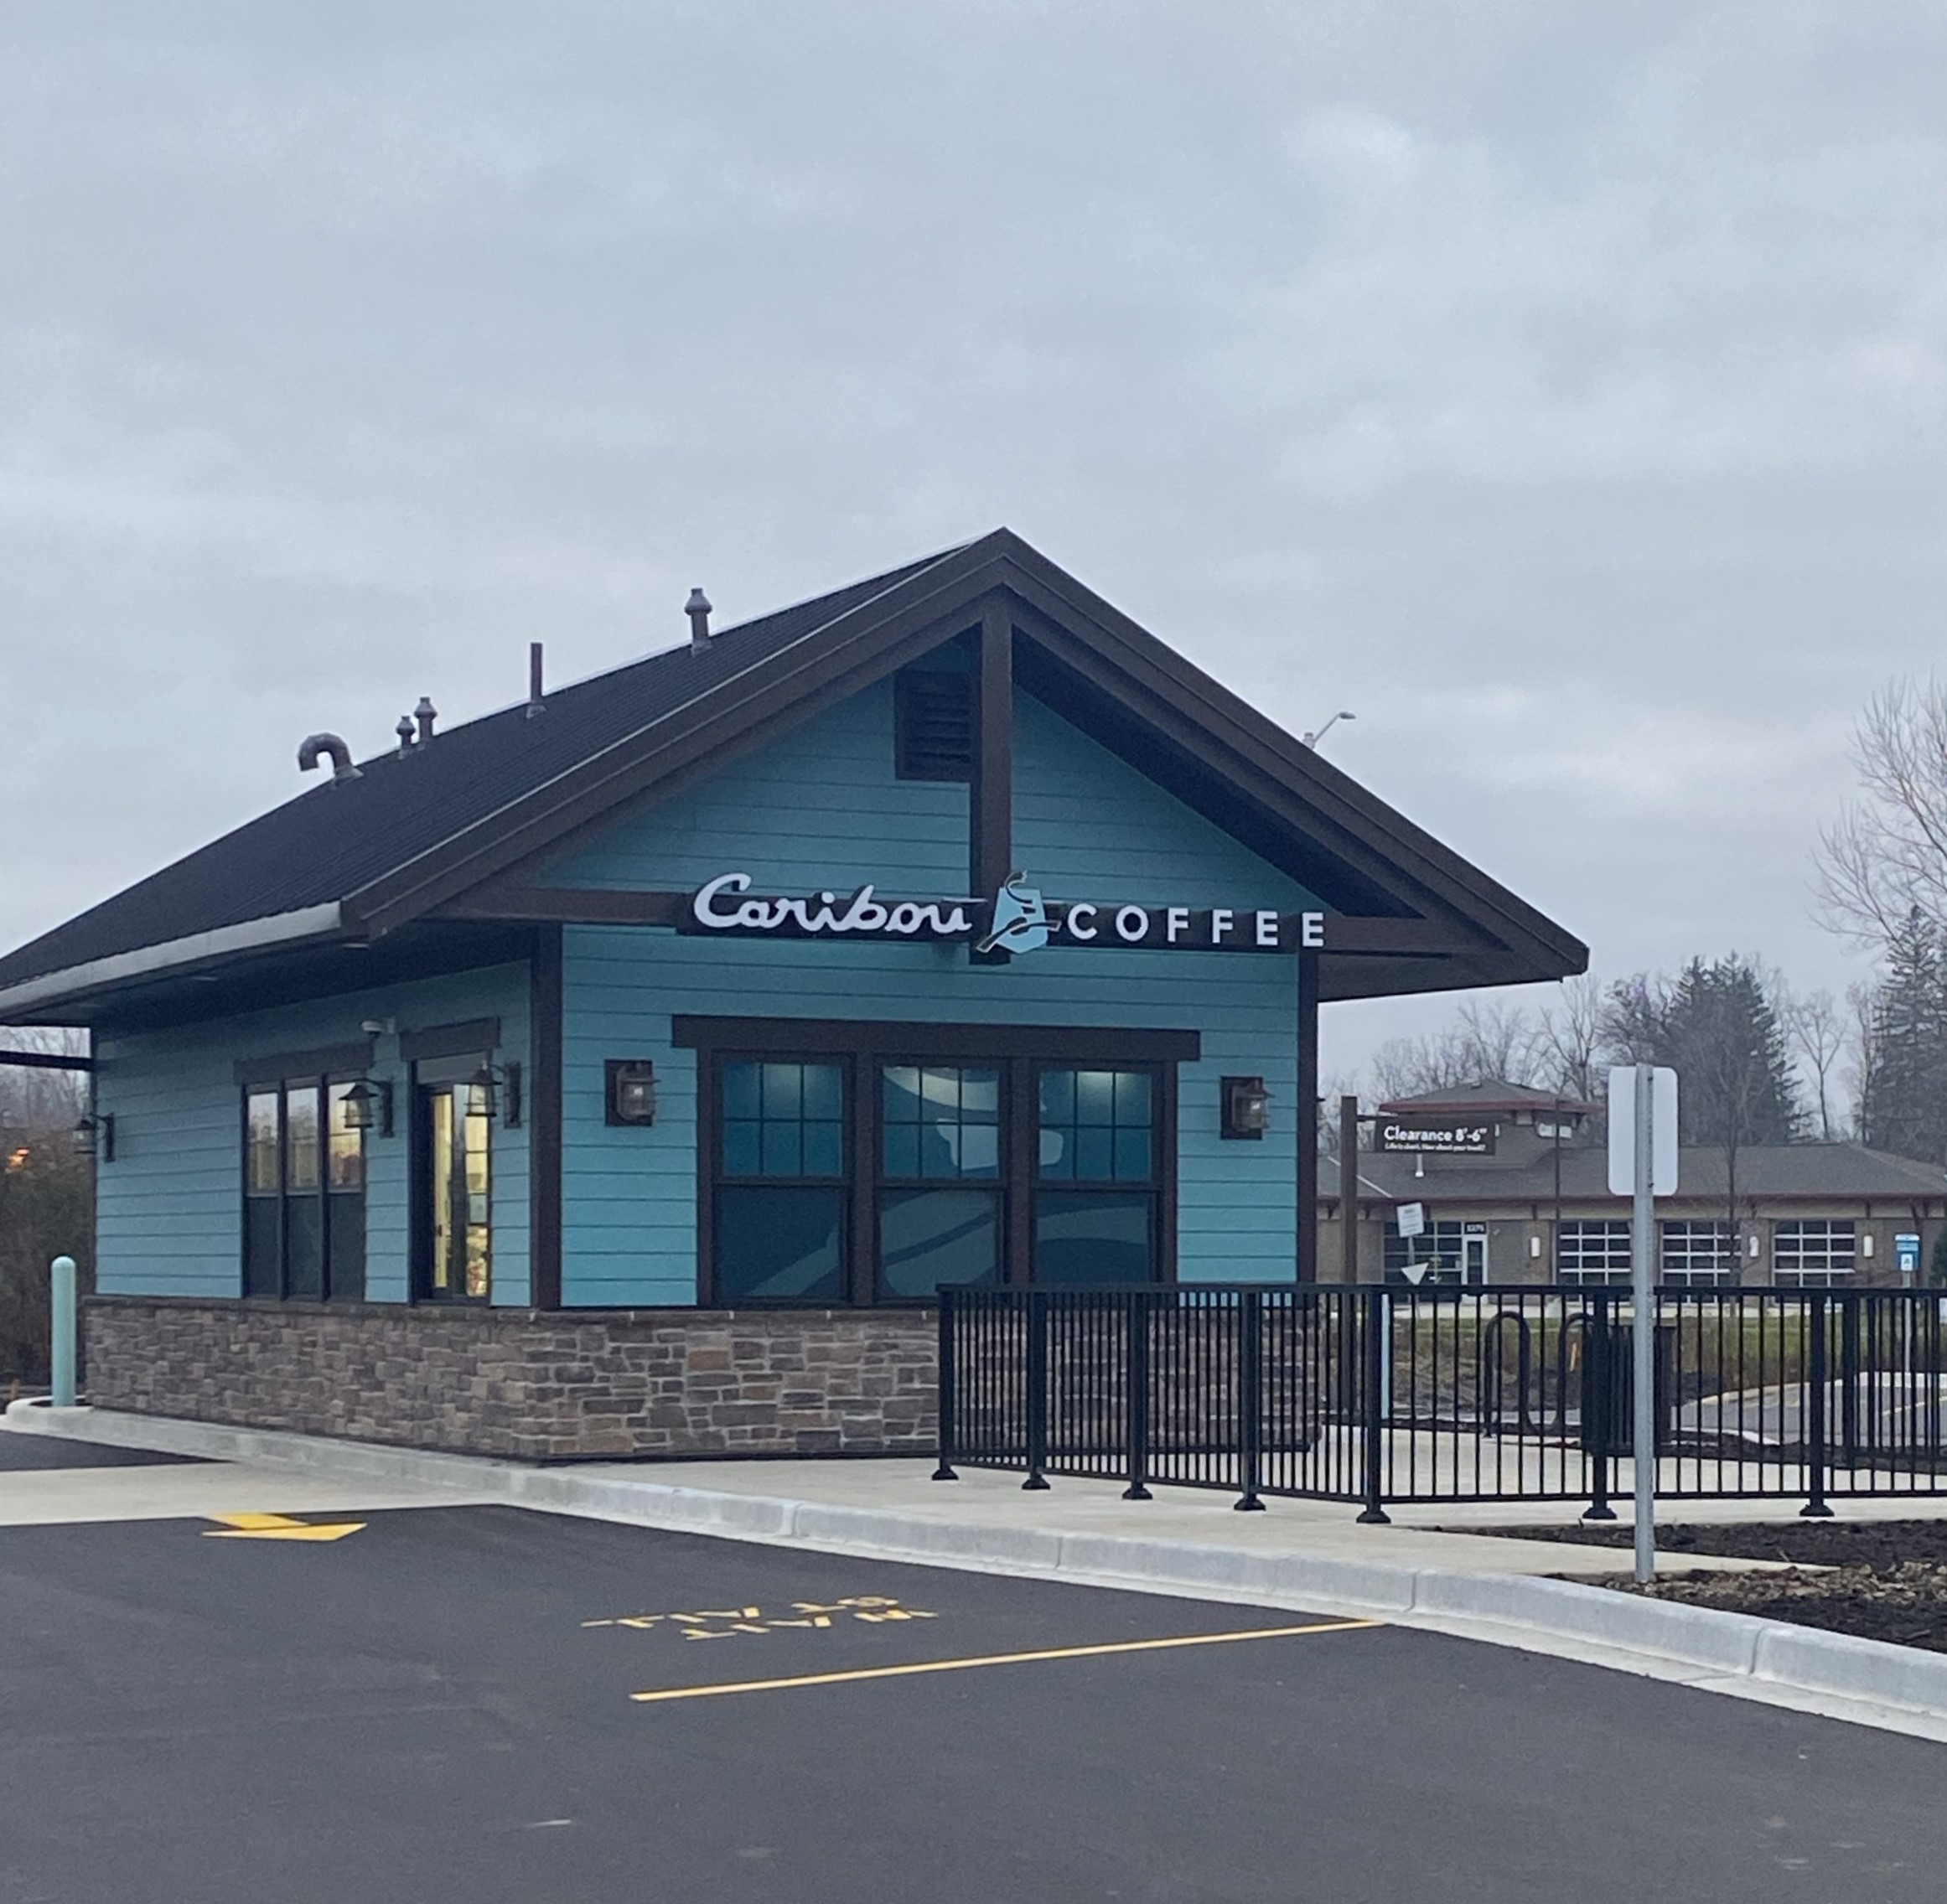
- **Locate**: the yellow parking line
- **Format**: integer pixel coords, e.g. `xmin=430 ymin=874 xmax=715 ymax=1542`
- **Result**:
xmin=630 ymin=1617 xmax=1380 ymax=1705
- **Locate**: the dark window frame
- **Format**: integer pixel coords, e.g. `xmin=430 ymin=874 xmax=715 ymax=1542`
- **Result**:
xmin=239 ymin=1071 xmax=367 ymax=1302
xmin=681 ymin=1018 xmax=1191 ymax=1305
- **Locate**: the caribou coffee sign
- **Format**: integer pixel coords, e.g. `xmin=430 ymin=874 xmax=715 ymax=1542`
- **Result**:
xmin=683 ymin=872 xmax=1328 ymax=955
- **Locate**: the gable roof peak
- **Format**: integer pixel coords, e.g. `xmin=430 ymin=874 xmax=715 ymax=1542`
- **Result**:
xmin=0 ymin=529 xmax=1586 ymax=1020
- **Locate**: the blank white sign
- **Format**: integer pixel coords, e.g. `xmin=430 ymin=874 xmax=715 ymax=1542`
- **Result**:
xmin=1607 ymin=1065 xmax=1679 ymax=1197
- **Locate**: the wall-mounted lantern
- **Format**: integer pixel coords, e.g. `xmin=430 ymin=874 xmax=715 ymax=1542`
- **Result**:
xmin=606 ymin=1059 xmax=657 ymax=1126
xmin=340 ymin=1079 xmax=395 ymax=1137
xmin=72 ymin=1112 xmax=115 ymax=1162
xmin=468 ymin=1061 xmax=522 ymax=1128
xmin=1220 ymin=1075 xmax=1271 ymax=1141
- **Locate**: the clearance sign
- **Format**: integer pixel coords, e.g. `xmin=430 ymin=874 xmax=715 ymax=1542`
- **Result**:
xmin=1374 ymin=1119 xmax=1496 ymax=1156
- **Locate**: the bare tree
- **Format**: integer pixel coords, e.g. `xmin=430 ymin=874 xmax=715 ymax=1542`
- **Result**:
xmin=1779 ymin=985 xmax=1845 ymax=1142
xmin=1369 ymin=1000 xmax=1542 ymax=1103
xmin=0 ymin=1027 xmax=91 ymax=1380
xmin=1534 ymin=974 xmax=1604 ymax=1100
xmin=1815 ymin=678 xmax=1947 ymax=947
xmin=1842 ymin=979 xmax=1877 ymax=1141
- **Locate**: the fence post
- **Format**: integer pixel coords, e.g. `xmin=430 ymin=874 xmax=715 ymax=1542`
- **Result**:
xmin=931 ymin=1289 xmax=958 ymax=1481
xmin=1235 ymin=1288 xmax=1265 ymax=1511
xmin=49 ymin=1255 xmax=78 ymax=1409
xmin=1023 ymin=1293 xmax=1050 ymax=1491
xmin=1838 ymin=1294 xmax=1860 ymax=1470
xmin=1123 ymin=1289 xmax=1152 ymax=1501
xmin=1582 ymin=1291 xmax=1617 ymax=1520
xmin=1357 ymin=1285 xmax=1390 ymax=1524
xmin=1802 ymin=1290 xmax=1834 ymax=1518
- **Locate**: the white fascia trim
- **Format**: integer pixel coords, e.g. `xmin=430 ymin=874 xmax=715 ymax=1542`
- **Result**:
xmin=0 ymin=903 xmax=345 ymax=1017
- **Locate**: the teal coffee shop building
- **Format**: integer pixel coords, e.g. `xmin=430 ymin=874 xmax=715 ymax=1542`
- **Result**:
xmin=0 ymin=531 xmax=1584 ymax=1459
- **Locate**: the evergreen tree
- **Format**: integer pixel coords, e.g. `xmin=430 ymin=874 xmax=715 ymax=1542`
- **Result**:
xmin=1604 ymin=955 xmax=1804 ymax=1252
xmin=1860 ymin=908 xmax=1947 ymax=1162
xmin=1657 ymin=955 xmax=1805 ymax=1148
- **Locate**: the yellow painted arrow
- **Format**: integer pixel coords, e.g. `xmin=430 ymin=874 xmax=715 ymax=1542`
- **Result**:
xmin=201 ymin=1512 xmax=366 ymax=1542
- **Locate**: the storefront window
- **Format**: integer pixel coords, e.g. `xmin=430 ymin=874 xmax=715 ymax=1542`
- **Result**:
xmin=716 ymin=1061 xmax=847 ymax=1300
xmin=1557 ymin=1219 xmax=1633 ymax=1286
xmin=1383 ymin=1220 xmax=1466 ymax=1285
xmin=1660 ymin=1220 xmax=1732 ymax=1286
xmin=241 ymin=1074 xmax=365 ymax=1301
xmin=696 ymin=1035 xmax=1182 ymax=1301
xmin=1033 ymin=1068 xmax=1157 ymax=1286
xmin=878 ymin=1065 xmax=1001 ymax=1298
xmin=1774 ymin=1219 xmax=1856 ymax=1287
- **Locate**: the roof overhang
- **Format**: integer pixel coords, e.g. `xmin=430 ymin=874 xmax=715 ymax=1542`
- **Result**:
xmin=0 ymin=903 xmax=345 ymax=1022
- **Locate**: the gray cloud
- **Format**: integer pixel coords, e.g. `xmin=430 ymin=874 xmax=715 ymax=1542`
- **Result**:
xmin=3 ymin=2 xmax=1944 ymax=1077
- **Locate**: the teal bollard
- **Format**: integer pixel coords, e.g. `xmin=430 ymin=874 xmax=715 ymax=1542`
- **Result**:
xmin=50 ymin=1255 xmax=77 ymax=1407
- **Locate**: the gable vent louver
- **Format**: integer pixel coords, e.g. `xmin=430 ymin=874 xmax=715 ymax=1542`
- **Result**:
xmin=894 ymin=670 xmax=973 ymax=782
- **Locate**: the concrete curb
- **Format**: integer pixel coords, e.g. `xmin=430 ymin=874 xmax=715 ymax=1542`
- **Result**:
xmin=10 ymin=1400 xmax=1947 ymax=1743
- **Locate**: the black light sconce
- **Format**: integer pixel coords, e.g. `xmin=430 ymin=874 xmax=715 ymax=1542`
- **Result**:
xmin=340 ymin=1078 xmax=396 ymax=1137
xmin=469 ymin=1061 xmax=522 ymax=1128
xmin=606 ymin=1058 xmax=657 ymax=1126
xmin=1220 ymin=1076 xmax=1271 ymax=1141
xmin=73 ymin=1112 xmax=115 ymax=1162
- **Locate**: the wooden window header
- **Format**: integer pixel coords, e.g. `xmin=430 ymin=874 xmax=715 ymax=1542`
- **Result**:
xmin=399 ymin=1018 xmax=501 ymax=1062
xmin=671 ymin=1015 xmax=1199 ymax=1064
xmin=234 ymin=1039 xmax=374 ymax=1087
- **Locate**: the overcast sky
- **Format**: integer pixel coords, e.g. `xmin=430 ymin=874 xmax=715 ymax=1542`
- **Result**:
xmin=3 ymin=3 xmax=1944 ymax=1082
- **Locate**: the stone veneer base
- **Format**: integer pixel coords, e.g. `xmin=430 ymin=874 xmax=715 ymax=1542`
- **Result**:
xmin=81 ymin=1295 xmax=938 ymax=1461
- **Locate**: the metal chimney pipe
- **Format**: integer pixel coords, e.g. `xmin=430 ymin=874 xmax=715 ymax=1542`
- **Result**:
xmin=527 ymin=642 xmax=545 ymax=718
xmin=395 ymin=716 xmax=416 ymax=758
xmin=686 ymin=587 xmax=713 ymax=652
xmin=414 ymin=696 xmax=438 ymax=744
xmin=297 ymin=732 xmax=362 ymax=784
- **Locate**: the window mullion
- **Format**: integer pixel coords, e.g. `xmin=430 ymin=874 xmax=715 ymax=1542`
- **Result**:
xmin=277 ymin=1084 xmax=291 ymax=1301
xmin=848 ymin=1054 xmax=874 ymax=1306
xmin=1006 ymin=1058 xmax=1035 ymax=1286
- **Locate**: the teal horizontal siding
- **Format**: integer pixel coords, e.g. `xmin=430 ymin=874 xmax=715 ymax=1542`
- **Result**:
xmin=96 ymin=964 xmax=531 ymax=1306
xmin=551 ymin=672 xmax=1311 ymax=1306
xmin=1012 ymin=696 xmax=1323 ymax=912
xmin=561 ymin=927 xmax=1298 ymax=1303
xmin=542 ymin=678 xmax=969 ymax=896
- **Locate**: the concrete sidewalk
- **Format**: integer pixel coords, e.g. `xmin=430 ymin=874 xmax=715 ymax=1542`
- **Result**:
xmin=561 ymin=1455 xmax=1784 ymax=1577
xmin=11 ymin=1399 xmax=1947 ymax=1746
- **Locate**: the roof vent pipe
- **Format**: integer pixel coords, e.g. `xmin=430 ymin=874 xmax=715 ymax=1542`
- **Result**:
xmin=414 ymin=696 xmax=438 ymax=744
xmin=396 ymin=716 xmax=416 ymax=758
xmin=297 ymin=733 xmax=362 ymax=784
xmin=686 ymin=587 xmax=712 ymax=652
xmin=526 ymin=642 xmax=545 ymax=718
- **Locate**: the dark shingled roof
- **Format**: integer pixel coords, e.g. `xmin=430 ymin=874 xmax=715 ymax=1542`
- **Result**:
xmin=0 ymin=526 xmax=1589 ymax=1022
xmin=1323 ymin=1142 xmax=1947 ymax=1205
xmin=0 ymin=547 xmax=961 ymax=992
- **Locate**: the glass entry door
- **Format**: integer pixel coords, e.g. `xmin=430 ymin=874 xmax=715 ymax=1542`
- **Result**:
xmin=418 ymin=1078 xmax=491 ymax=1301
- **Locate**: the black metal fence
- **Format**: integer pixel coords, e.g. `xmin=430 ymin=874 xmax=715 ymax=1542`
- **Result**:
xmin=933 ymin=1283 xmax=1947 ymax=1519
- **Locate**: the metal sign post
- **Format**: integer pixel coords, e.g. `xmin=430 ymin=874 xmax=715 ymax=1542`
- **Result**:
xmin=1629 ymin=1069 xmax=1656 ymax=1587
xmin=1608 ymin=1066 xmax=1678 ymax=1586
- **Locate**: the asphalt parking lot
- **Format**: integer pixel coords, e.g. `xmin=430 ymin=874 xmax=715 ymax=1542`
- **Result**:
xmin=2 ymin=1448 xmax=1944 ymax=1903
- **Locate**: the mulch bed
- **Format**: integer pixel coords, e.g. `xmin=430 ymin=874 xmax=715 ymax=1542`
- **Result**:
xmin=1467 ymin=1519 xmax=1947 ymax=1653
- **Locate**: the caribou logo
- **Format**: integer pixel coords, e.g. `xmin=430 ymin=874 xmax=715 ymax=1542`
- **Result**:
xmin=975 ymin=874 xmax=1050 ymax=956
